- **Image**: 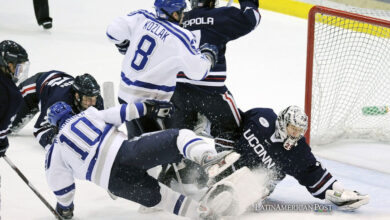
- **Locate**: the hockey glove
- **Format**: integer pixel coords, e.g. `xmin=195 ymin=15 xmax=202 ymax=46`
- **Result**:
xmin=143 ymin=99 xmax=174 ymax=119
xmin=325 ymin=181 xmax=369 ymax=211
xmin=115 ymin=40 xmax=130 ymax=55
xmin=0 ymin=137 xmax=9 ymax=157
xmin=239 ymin=0 xmax=259 ymax=8
xmin=200 ymin=43 xmax=218 ymax=68
xmin=56 ymin=203 xmax=74 ymax=219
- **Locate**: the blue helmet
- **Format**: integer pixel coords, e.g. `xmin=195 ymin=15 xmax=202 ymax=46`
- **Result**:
xmin=47 ymin=101 xmax=74 ymax=127
xmin=154 ymin=0 xmax=187 ymax=20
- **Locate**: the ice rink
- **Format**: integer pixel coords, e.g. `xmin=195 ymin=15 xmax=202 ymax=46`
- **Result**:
xmin=1 ymin=0 xmax=389 ymax=219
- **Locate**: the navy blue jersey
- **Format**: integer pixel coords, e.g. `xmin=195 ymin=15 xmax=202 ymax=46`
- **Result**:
xmin=234 ymin=108 xmax=337 ymax=199
xmin=0 ymin=71 xmax=23 ymax=145
xmin=178 ymin=1 xmax=261 ymax=92
xmin=20 ymin=71 xmax=104 ymax=149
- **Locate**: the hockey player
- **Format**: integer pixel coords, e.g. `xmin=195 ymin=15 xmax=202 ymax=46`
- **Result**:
xmin=166 ymin=0 xmax=261 ymax=150
xmin=204 ymin=106 xmax=369 ymax=215
xmin=0 ymin=40 xmax=29 ymax=157
xmin=106 ymin=0 xmax=218 ymax=137
xmin=45 ymin=101 xmax=236 ymax=219
xmin=160 ymin=0 xmax=261 ymax=188
xmin=10 ymin=71 xmax=104 ymax=150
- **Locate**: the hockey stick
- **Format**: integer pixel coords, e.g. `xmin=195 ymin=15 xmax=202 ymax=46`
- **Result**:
xmin=2 ymin=155 xmax=64 ymax=220
xmin=227 ymin=0 xmax=233 ymax=7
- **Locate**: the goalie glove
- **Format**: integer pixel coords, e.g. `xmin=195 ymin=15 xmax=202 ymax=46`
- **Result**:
xmin=325 ymin=181 xmax=369 ymax=211
xmin=200 ymin=43 xmax=218 ymax=68
xmin=142 ymin=99 xmax=174 ymax=119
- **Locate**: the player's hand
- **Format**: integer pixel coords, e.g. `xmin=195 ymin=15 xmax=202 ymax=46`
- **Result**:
xmin=0 ymin=138 xmax=9 ymax=157
xmin=239 ymin=0 xmax=259 ymax=8
xmin=326 ymin=189 xmax=369 ymax=211
xmin=115 ymin=40 xmax=130 ymax=55
xmin=56 ymin=203 xmax=74 ymax=219
xmin=200 ymin=43 xmax=218 ymax=68
xmin=143 ymin=100 xmax=175 ymax=119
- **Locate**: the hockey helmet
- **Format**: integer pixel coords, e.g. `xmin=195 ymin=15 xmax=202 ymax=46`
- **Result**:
xmin=0 ymin=40 xmax=29 ymax=82
xmin=276 ymin=105 xmax=308 ymax=150
xmin=47 ymin=101 xmax=74 ymax=127
xmin=189 ymin=0 xmax=217 ymax=9
xmin=154 ymin=0 xmax=187 ymax=21
xmin=72 ymin=73 xmax=100 ymax=111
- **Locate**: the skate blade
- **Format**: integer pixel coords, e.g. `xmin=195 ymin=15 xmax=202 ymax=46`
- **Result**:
xmin=208 ymin=152 xmax=240 ymax=178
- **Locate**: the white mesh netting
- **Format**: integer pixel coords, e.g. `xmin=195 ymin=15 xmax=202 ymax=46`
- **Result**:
xmin=309 ymin=8 xmax=390 ymax=145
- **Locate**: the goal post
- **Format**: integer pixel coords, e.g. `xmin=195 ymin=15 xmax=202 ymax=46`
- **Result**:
xmin=304 ymin=6 xmax=390 ymax=145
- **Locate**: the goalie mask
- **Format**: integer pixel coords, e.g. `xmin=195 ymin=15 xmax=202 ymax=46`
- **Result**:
xmin=275 ymin=106 xmax=308 ymax=150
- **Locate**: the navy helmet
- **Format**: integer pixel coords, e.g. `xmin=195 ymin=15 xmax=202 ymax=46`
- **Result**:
xmin=0 ymin=40 xmax=29 ymax=82
xmin=72 ymin=73 xmax=100 ymax=97
xmin=154 ymin=0 xmax=187 ymax=21
xmin=47 ymin=101 xmax=74 ymax=127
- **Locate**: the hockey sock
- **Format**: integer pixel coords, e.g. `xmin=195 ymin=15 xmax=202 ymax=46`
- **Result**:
xmin=176 ymin=129 xmax=217 ymax=164
xmin=154 ymin=183 xmax=199 ymax=218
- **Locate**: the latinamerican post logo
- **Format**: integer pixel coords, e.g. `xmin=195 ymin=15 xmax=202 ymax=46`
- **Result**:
xmin=254 ymin=203 xmax=332 ymax=213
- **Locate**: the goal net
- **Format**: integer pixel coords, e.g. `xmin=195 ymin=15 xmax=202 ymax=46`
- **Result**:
xmin=305 ymin=6 xmax=390 ymax=145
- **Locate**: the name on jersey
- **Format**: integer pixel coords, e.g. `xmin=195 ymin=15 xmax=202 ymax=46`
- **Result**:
xmin=144 ymin=21 xmax=170 ymax=42
xmin=243 ymin=128 xmax=275 ymax=169
xmin=182 ymin=17 xmax=214 ymax=28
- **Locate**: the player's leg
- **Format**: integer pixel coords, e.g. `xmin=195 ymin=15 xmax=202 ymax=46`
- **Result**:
xmin=200 ymin=89 xmax=241 ymax=152
xmin=10 ymin=73 xmax=41 ymax=133
xmin=108 ymin=166 xmax=213 ymax=219
xmin=32 ymin=0 xmax=52 ymax=28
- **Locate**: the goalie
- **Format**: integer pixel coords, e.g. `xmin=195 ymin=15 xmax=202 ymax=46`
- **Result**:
xmin=202 ymin=105 xmax=369 ymax=215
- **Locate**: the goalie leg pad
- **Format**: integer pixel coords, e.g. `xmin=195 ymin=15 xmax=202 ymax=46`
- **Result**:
xmin=203 ymin=167 xmax=267 ymax=216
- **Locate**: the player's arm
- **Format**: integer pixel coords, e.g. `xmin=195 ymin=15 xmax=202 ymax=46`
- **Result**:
xmin=33 ymin=112 xmax=57 ymax=150
xmin=220 ymin=0 xmax=261 ymax=40
xmin=98 ymin=101 xmax=174 ymax=126
xmin=106 ymin=12 xmax=141 ymax=54
xmin=45 ymin=145 xmax=75 ymax=219
xmin=0 ymin=92 xmax=10 ymax=156
xmin=178 ymin=37 xmax=217 ymax=80
xmin=291 ymin=141 xmax=369 ymax=210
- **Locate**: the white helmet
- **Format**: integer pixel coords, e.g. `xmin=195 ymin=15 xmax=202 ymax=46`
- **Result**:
xmin=276 ymin=106 xmax=308 ymax=150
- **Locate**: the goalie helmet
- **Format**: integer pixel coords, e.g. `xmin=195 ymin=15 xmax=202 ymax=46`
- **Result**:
xmin=0 ymin=40 xmax=29 ymax=82
xmin=154 ymin=0 xmax=187 ymax=22
xmin=189 ymin=0 xmax=217 ymax=9
xmin=47 ymin=101 xmax=74 ymax=127
xmin=275 ymin=105 xmax=308 ymax=150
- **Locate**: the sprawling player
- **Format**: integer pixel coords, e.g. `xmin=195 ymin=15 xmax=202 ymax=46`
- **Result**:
xmin=106 ymin=0 xmax=218 ymax=137
xmin=45 ymin=101 xmax=236 ymax=219
xmin=204 ymin=106 xmax=369 ymax=215
xmin=10 ymin=71 xmax=103 ymax=150
xmin=0 ymin=40 xmax=29 ymax=157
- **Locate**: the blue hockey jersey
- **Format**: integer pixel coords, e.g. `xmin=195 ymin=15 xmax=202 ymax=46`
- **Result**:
xmin=234 ymin=108 xmax=337 ymax=199
xmin=178 ymin=1 xmax=261 ymax=92
xmin=0 ymin=71 xmax=23 ymax=146
xmin=30 ymin=71 xmax=104 ymax=149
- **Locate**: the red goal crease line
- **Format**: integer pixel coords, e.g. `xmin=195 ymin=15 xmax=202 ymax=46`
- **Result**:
xmin=310 ymin=6 xmax=390 ymax=39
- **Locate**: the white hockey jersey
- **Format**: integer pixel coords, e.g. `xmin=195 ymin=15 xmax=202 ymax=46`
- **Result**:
xmin=45 ymin=103 xmax=145 ymax=207
xmin=106 ymin=9 xmax=211 ymax=103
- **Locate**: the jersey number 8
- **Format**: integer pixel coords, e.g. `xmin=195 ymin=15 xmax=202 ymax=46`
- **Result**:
xmin=131 ymin=35 xmax=157 ymax=71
